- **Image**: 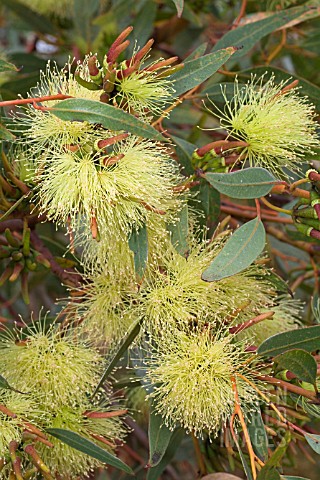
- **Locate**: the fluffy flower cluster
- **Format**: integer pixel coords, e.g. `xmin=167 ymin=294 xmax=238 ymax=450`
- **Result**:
xmin=208 ymin=75 xmax=319 ymax=177
xmin=0 ymin=322 xmax=126 ymax=478
xmin=145 ymin=328 xmax=258 ymax=437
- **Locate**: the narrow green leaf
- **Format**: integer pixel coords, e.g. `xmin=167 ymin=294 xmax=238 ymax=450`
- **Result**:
xmin=49 ymin=99 xmax=163 ymax=141
xmin=204 ymin=168 xmax=277 ymax=199
xmin=196 ymin=179 xmax=220 ymax=234
xmin=0 ymin=123 xmax=15 ymax=141
xmin=46 ymin=429 xmax=133 ymax=475
xmin=0 ymin=373 xmax=26 ymax=394
xmin=212 ymin=4 xmax=310 ymax=59
xmin=172 ymin=0 xmax=184 ymax=18
xmin=202 ymin=217 xmax=265 ymax=281
xmin=258 ymin=325 xmax=320 ymax=357
xmin=171 ymin=136 xmax=195 ymax=176
xmin=171 ymin=0 xmax=184 ymax=17
xmin=257 ymin=468 xmax=281 ymax=480
xmin=233 ymin=434 xmax=253 ymax=480
xmin=282 ymin=477 xmax=311 ymax=480
xmin=0 ymin=194 xmax=30 ymax=223
xmin=247 ymin=408 xmax=268 ymax=462
xmin=274 ymin=349 xmax=317 ymax=384
xmin=304 ymin=433 xmax=320 ymax=454
xmin=311 ymin=293 xmax=320 ymax=324
xmin=129 ymin=0 xmax=157 ymax=51
xmin=170 ymin=47 xmax=236 ymax=96
xmin=146 ymin=429 xmax=185 ymax=480
xmin=128 ymin=224 xmax=148 ymax=281
xmin=1 ymin=0 xmax=55 ymax=34
xmin=92 ymin=318 xmax=142 ymax=398
xmin=184 ymin=43 xmax=208 ymax=62
xmin=148 ymin=408 xmax=173 ymax=467
xmin=0 ymin=59 xmax=18 ymax=74
xmin=167 ymin=204 xmax=189 ymax=257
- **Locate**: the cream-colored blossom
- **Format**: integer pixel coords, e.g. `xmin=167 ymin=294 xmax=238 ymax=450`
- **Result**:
xmin=145 ymin=327 xmax=258 ymax=437
xmin=36 ymin=135 xmax=183 ymax=235
xmin=14 ymin=60 xmax=101 ymax=154
xmin=207 ymin=75 xmax=319 ymax=177
xmin=0 ymin=321 xmax=102 ymax=409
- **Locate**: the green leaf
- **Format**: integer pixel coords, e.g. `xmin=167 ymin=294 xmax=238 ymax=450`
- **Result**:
xmin=1 ymin=0 xmax=55 ymax=34
xmin=233 ymin=433 xmax=253 ymax=480
xmin=0 ymin=373 xmax=25 ymax=394
xmin=274 ymin=349 xmax=317 ymax=384
xmin=147 ymin=408 xmax=173 ymax=467
xmin=46 ymin=429 xmax=133 ymax=475
xmin=257 ymin=468 xmax=281 ymax=480
xmin=304 ymin=433 xmax=320 ymax=454
xmin=146 ymin=429 xmax=185 ymax=480
xmin=202 ymin=217 xmax=265 ymax=281
xmin=184 ymin=43 xmax=208 ymax=62
xmin=311 ymin=293 xmax=320 ymax=324
xmin=212 ymin=4 xmax=311 ymax=59
xmin=170 ymin=47 xmax=236 ymax=96
xmin=0 ymin=59 xmax=18 ymax=74
xmin=171 ymin=0 xmax=184 ymax=17
xmin=196 ymin=179 xmax=220 ymax=234
xmin=92 ymin=318 xmax=142 ymax=398
xmin=258 ymin=325 xmax=320 ymax=357
xmin=128 ymin=0 xmax=157 ymax=52
xmin=128 ymin=224 xmax=148 ymax=281
xmin=167 ymin=204 xmax=189 ymax=257
xmin=282 ymin=477 xmax=311 ymax=480
xmin=49 ymin=99 xmax=163 ymax=141
xmin=247 ymin=408 xmax=268 ymax=462
xmin=0 ymin=123 xmax=15 ymax=141
xmin=171 ymin=136 xmax=195 ymax=176
xmin=204 ymin=168 xmax=277 ymax=199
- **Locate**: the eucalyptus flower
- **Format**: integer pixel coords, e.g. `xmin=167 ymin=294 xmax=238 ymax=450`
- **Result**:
xmin=17 ymin=0 xmax=73 ymax=16
xmin=145 ymin=327 xmax=258 ymax=437
xmin=138 ymin=237 xmax=275 ymax=336
xmin=237 ymin=296 xmax=302 ymax=345
xmin=14 ymin=60 xmax=101 ymax=155
xmin=114 ymin=57 xmax=176 ymax=118
xmin=38 ymin=404 xmax=126 ymax=479
xmin=36 ymin=135 xmax=183 ymax=236
xmin=207 ymin=75 xmax=319 ymax=177
xmin=0 ymin=321 xmax=102 ymax=409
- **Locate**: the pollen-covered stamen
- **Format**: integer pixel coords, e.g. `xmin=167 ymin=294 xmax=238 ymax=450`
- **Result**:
xmin=90 ymin=433 xmax=114 ymax=448
xmin=106 ymin=26 xmax=133 ymax=63
xmin=117 ymin=61 xmax=140 ymax=80
xmin=97 ymin=133 xmax=129 ymax=150
xmin=24 ymin=445 xmax=53 ymax=479
xmin=131 ymin=39 xmax=154 ymax=65
xmin=140 ymin=201 xmax=166 ymax=215
xmin=102 ymin=153 xmax=125 ymax=166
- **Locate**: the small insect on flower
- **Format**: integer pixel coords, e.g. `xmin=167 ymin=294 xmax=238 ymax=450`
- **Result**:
xmin=144 ymin=327 xmax=259 ymax=438
xmin=206 ymin=74 xmax=319 ymax=178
